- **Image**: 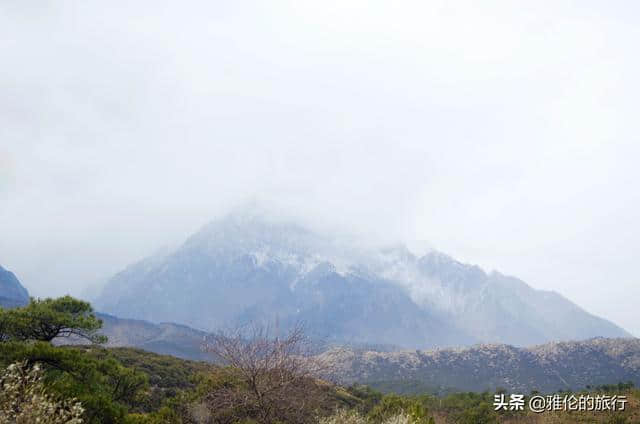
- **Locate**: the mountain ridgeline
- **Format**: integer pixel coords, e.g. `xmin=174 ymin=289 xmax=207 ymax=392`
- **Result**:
xmin=0 ymin=264 xmax=29 ymax=308
xmin=93 ymin=312 xmax=211 ymax=361
xmin=89 ymin=314 xmax=640 ymax=394
xmin=94 ymin=212 xmax=629 ymax=349
xmin=322 ymin=338 xmax=640 ymax=393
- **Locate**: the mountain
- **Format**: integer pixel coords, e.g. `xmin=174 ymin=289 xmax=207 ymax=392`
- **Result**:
xmin=0 ymin=265 xmax=29 ymax=308
xmin=81 ymin=316 xmax=640 ymax=395
xmin=95 ymin=210 xmax=630 ymax=349
xmin=71 ymin=313 xmax=640 ymax=394
xmin=90 ymin=313 xmax=211 ymax=361
xmin=321 ymin=337 xmax=640 ymax=394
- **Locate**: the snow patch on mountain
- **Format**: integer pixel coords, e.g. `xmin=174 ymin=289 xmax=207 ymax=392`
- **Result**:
xmin=95 ymin=209 xmax=631 ymax=348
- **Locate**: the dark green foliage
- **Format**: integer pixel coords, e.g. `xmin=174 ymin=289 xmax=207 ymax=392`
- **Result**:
xmin=0 ymin=296 xmax=106 ymax=343
xmin=367 ymin=394 xmax=435 ymax=424
xmin=0 ymin=341 xmax=148 ymax=423
xmin=594 ymin=381 xmax=635 ymax=393
xmin=0 ymin=295 xmax=148 ymax=422
xmin=606 ymin=416 xmax=630 ymax=424
xmin=2 ymin=338 xmax=638 ymax=423
xmin=455 ymin=402 xmax=498 ymax=424
xmin=418 ymin=391 xmax=501 ymax=424
xmin=344 ymin=384 xmax=384 ymax=414
xmin=367 ymin=380 xmax=448 ymax=396
xmin=2 ymin=296 xmax=639 ymax=423
xmin=0 ymin=313 xmax=11 ymax=342
xmin=81 ymin=346 xmax=217 ymax=414
xmin=90 ymin=347 xmax=213 ymax=389
xmin=125 ymin=407 xmax=183 ymax=424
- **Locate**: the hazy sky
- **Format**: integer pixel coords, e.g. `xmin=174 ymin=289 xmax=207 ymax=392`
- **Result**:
xmin=1 ymin=1 xmax=639 ymax=336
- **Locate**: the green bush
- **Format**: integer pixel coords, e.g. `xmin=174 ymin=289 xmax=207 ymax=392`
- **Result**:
xmin=367 ymin=394 xmax=434 ymax=424
xmin=0 ymin=296 xmax=106 ymax=343
xmin=0 ymin=341 xmax=148 ymax=423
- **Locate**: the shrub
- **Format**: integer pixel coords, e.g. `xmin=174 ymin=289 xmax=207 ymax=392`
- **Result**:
xmin=319 ymin=409 xmax=368 ymax=424
xmin=0 ymin=342 xmax=148 ymax=423
xmin=0 ymin=296 xmax=106 ymax=343
xmin=203 ymin=323 xmax=331 ymax=424
xmin=368 ymin=395 xmax=434 ymax=424
xmin=0 ymin=361 xmax=84 ymax=424
xmin=320 ymin=409 xmax=417 ymax=424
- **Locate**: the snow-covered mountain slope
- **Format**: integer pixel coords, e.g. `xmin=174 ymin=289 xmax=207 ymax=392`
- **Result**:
xmin=95 ymin=211 xmax=630 ymax=349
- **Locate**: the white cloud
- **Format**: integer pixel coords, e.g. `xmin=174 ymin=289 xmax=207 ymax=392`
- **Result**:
xmin=1 ymin=0 xmax=638 ymax=335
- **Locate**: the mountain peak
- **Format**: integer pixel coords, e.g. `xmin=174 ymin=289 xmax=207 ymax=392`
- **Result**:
xmin=0 ymin=265 xmax=30 ymax=308
xmin=95 ymin=213 xmax=630 ymax=348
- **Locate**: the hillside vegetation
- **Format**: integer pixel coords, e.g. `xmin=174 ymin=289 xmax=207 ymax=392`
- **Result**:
xmin=0 ymin=296 xmax=437 ymax=423
xmin=322 ymin=339 xmax=640 ymax=393
xmin=1 ymin=296 xmax=638 ymax=423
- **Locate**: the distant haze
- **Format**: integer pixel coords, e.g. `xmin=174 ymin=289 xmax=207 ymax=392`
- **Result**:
xmin=1 ymin=1 xmax=638 ymax=336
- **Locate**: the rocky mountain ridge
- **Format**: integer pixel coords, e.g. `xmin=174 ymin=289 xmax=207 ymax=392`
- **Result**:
xmin=321 ymin=337 xmax=640 ymax=393
xmin=0 ymin=264 xmax=29 ymax=308
xmin=94 ymin=210 xmax=630 ymax=349
xmin=78 ymin=314 xmax=640 ymax=394
xmin=90 ymin=313 xmax=211 ymax=361
xmin=87 ymin=315 xmax=640 ymax=394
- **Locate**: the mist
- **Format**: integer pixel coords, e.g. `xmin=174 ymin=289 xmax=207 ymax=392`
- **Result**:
xmin=1 ymin=0 xmax=639 ymax=336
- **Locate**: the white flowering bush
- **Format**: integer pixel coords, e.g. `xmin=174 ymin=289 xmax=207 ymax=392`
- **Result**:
xmin=318 ymin=409 xmax=368 ymax=424
xmin=319 ymin=409 xmax=412 ymax=424
xmin=0 ymin=361 xmax=84 ymax=424
xmin=381 ymin=414 xmax=411 ymax=424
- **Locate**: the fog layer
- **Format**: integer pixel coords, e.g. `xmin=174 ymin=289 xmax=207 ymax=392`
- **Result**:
xmin=1 ymin=1 xmax=638 ymax=335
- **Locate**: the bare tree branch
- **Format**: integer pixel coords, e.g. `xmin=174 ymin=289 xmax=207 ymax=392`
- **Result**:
xmin=201 ymin=322 xmax=334 ymax=424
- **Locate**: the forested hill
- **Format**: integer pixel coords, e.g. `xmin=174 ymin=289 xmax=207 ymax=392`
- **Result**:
xmin=321 ymin=337 xmax=640 ymax=394
xmin=93 ymin=312 xmax=211 ymax=361
xmin=2 ymin=294 xmax=639 ymax=423
xmin=79 ymin=313 xmax=640 ymax=395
